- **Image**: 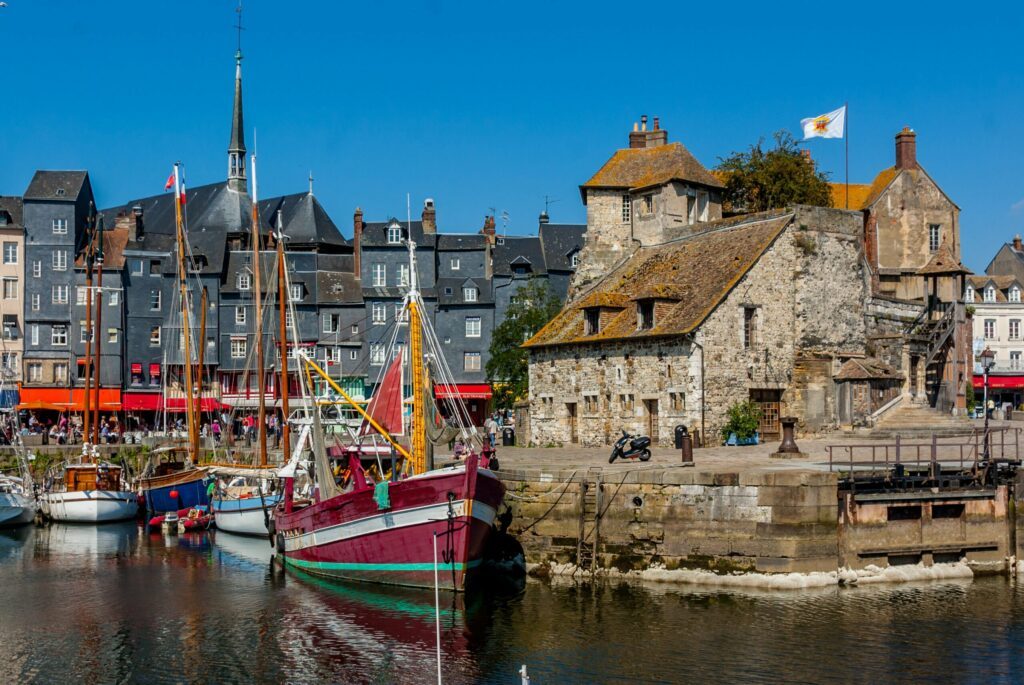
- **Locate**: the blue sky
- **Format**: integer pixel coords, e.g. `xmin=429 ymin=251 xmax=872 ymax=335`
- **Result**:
xmin=0 ymin=1 xmax=1021 ymax=272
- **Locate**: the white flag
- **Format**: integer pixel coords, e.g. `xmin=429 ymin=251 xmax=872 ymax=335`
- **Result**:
xmin=801 ymin=105 xmax=846 ymax=140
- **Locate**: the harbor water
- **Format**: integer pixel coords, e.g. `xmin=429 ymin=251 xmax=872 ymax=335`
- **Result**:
xmin=1 ymin=524 xmax=1023 ymax=683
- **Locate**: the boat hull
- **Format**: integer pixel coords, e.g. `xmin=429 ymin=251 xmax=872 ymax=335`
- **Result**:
xmin=0 ymin=492 xmax=36 ymax=528
xmin=138 ymin=468 xmax=210 ymax=513
xmin=43 ymin=490 xmax=139 ymax=522
xmin=213 ymin=494 xmax=281 ymax=537
xmin=275 ymin=466 xmax=505 ymax=590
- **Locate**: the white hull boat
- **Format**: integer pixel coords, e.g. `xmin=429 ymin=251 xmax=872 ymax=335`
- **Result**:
xmin=43 ymin=490 xmax=138 ymax=523
xmin=0 ymin=491 xmax=35 ymax=527
xmin=212 ymin=494 xmax=280 ymax=537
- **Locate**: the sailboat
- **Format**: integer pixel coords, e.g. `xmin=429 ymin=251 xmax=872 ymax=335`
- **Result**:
xmin=136 ymin=164 xmax=212 ymax=514
xmin=272 ymin=232 xmax=506 ymax=591
xmin=0 ymin=474 xmax=35 ymax=528
xmin=212 ymin=157 xmax=284 ymax=536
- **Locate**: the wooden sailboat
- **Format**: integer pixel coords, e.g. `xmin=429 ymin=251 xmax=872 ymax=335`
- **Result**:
xmin=272 ymin=232 xmax=505 ymax=590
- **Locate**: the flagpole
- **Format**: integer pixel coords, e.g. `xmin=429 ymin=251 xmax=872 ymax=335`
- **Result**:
xmin=845 ymin=102 xmax=849 ymax=210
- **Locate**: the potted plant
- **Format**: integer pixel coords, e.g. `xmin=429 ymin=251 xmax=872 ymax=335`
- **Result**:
xmin=721 ymin=400 xmax=762 ymax=446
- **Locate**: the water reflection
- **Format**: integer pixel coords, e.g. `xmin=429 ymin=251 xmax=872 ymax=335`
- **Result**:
xmin=0 ymin=524 xmax=1022 ymax=684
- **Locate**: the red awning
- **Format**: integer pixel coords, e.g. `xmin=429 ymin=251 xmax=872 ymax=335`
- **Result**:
xmin=973 ymin=374 xmax=1024 ymax=389
xmin=18 ymin=387 xmax=121 ymax=411
xmin=149 ymin=364 xmax=161 ymax=376
xmin=164 ymin=397 xmax=225 ymax=412
xmin=130 ymin=363 xmax=143 ymax=374
xmin=433 ymin=383 xmax=492 ymax=400
xmin=123 ymin=393 xmax=162 ymax=411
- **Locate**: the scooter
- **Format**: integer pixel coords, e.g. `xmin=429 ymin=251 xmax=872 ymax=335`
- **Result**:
xmin=609 ymin=429 xmax=652 ymax=463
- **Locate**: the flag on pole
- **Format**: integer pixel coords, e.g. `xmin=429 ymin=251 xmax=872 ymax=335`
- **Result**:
xmin=164 ymin=171 xmax=175 ymax=190
xmin=179 ymin=173 xmax=187 ymax=206
xmin=801 ymin=105 xmax=846 ymax=140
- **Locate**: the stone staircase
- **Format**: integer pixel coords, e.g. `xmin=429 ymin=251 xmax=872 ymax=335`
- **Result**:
xmin=870 ymin=404 xmax=975 ymax=438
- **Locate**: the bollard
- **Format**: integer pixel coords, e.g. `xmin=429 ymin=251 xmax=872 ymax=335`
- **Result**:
xmin=680 ymin=432 xmax=694 ymax=466
xmin=771 ymin=417 xmax=806 ymax=459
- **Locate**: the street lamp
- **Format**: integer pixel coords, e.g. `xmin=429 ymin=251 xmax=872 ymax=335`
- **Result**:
xmin=980 ymin=347 xmax=996 ymax=460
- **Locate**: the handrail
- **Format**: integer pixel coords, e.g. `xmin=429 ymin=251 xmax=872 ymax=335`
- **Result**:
xmin=827 ymin=427 xmax=1022 ymax=473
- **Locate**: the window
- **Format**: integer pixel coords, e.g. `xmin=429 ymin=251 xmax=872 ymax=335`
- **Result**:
xmin=285 ymin=310 xmax=294 ymax=328
xmin=149 ymin=326 xmax=161 ymax=346
xmin=395 ymin=304 xmax=408 ymax=324
xmin=107 ymin=328 xmax=117 ymax=344
xmin=397 ymin=264 xmax=409 ymax=287
xmin=372 ymin=263 xmax=386 ymax=287
xmin=231 ymin=338 xmax=247 ymax=359
xmin=1011 ymin=287 xmax=1021 ymax=304
xmin=27 ymin=363 xmax=41 ymax=383
xmin=109 ymin=290 xmax=119 ymax=306
xmin=1011 ymin=320 xmax=1021 ymax=340
xmin=637 ymin=301 xmax=655 ymax=330
xmin=349 ymin=349 xmax=358 ymax=361
xmin=351 ymin=323 xmax=359 ymax=334
xmin=2 ymin=316 xmax=15 ymax=340
xmin=52 ymin=218 xmax=68 ymax=234
xmin=585 ymin=308 xmax=600 ymax=336
xmin=570 ymin=252 xmax=580 ymax=268
xmin=31 ymin=293 xmax=39 ymax=311
xmin=2 ymin=353 xmax=18 ymax=372
xmin=235 ymin=306 xmax=246 ymax=325
xmin=30 ymin=324 xmax=38 ymax=346
xmin=450 ymin=257 xmax=460 ymax=271
xmin=619 ymin=393 xmax=635 ymax=412
xmin=465 ymin=316 xmax=481 ymax=338
xmin=743 ymin=306 xmax=758 ymax=348
xmin=984 ymin=319 xmax=996 ymax=340
xmin=31 ymin=260 xmax=41 ymax=278
xmin=642 ymin=194 xmax=654 ymax=215
xmin=2 ymin=242 xmax=16 ymax=265
xmin=52 ymin=250 xmax=67 ymax=271
xmin=387 ymin=224 xmax=403 ymax=244
xmin=370 ymin=344 xmax=386 ymax=366
xmin=698 ymin=191 xmax=710 ymax=222
xmin=985 ymin=286 xmax=996 ymax=303
xmin=687 ymin=190 xmax=698 ymax=224
xmin=621 ymin=194 xmax=631 ymax=223
xmin=323 ymin=313 xmax=338 ymax=333
xmin=583 ymin=395 xmax=599 ymax=413
xmin=237 ymin=273 xmax=251 ymax=291
xmin=290 ymin=284 xmax=303 ymax=301
xmin=368 ymin=302 xmax=385 ymax=325
xmin=464 ymin=351 xmax=481 ymax=371
xmin=463 ymin=287 xmax=477 ymax=302
xmin=1012 ymin=351 xmax=1023 ymax=371
xmin=54 ymin=363 xmax=68 ymax=384
xmin=52 ymin=285 xmax=68 ymax=304
xmin=149 ymin=260 xmax=162 ymax=275
xmin=51 ymin=325 xmax=67 ymax=345
xmin=150 ymin=290 xmax=161 ymax=310
xmin=965 ymin=285 xmax=974 ymax=302
xmin=79 ymin=322 xmax=93 ymax=343
xmin=2 ymin=279 xmax=15 ymax=300
xmin=76 ymin=286 xmax=87 ymax=305
xmin=929 ymin=224 xmax=941 ymax=253
xmin=670 ymin=392 xmax=684 ymax=412
xmin=131 ymin=259 xmax=144 ymax=275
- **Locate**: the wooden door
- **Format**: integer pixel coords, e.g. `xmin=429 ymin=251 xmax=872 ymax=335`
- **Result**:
xmin=566 ymin=402 xmax=578 ymax=444
xmin=750 ymin=389 xmax=781 ymax=440
xmin=644 ymin=399 xmax=659 ymax=442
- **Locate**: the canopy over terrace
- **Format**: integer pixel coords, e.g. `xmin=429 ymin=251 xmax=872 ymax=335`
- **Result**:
xmin=18 ymin=388 xmax=122 ymax=412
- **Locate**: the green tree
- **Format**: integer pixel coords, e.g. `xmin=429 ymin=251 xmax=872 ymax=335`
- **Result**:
xmin=487 ymin=278 xmax=563 ymax=410
xmin=717 ymin=131 xmax=833 ymax=213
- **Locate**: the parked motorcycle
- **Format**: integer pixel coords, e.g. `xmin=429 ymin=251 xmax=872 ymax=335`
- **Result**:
xmin=609 ymin=429 xmax=652 ymax=463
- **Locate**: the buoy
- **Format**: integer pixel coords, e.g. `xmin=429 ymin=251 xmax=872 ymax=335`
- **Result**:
xmin=169 ymin=489 xmax=179 ymax=500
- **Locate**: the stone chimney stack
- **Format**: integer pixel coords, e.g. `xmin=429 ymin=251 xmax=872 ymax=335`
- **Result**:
xmin=629 ymin=114 xmax=668 ymax=149
xmin=129 ymin=204 xmax=143 ymax=243
xmin=353 ymin=207 xmax=363 ymax=277
xmin=895 ymin=127 xmax=917 ymax=170
xmin=421 ymin=198 xmax=436 ymax=234
xmin=481 ymin=215 xmax=496 ymax=245
xmin=1014 ymin=234 xmax=1022 ymax=252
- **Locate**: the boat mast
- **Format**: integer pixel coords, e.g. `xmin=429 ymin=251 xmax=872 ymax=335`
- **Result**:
xmin=276 ymin=210 xmax=290 ymax=459
xmin=92 ymin=216 xmax=104 ymax=446
xmin=82 ymin=205 xmax=95 ymax=455
xmin=250 ymin=153 xmax=267 ymax=466
xmin=405 ymin=237 xmax=426 ymax=474
xmin=197 ymin=286 xmax=207 ymax=429
xmin=173 ymin=164 xmax=199 ymax=460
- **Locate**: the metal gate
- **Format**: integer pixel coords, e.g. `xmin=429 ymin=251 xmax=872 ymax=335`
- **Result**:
xmin=750 ymin=389 xmax=781 ymax=440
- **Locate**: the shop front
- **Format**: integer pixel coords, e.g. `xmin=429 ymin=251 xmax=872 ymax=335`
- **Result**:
xmin=433 ymin=383 xmax=492 ymax=427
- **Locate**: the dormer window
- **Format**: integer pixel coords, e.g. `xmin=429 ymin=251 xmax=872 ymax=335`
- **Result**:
xmin=387 ymin=223 xmax=403 ymax=244
xmin=585 ymin=308 xmax=600 ymax=335
xmin=965 ymin=285 xmax=975 ymax=302
xmin=1010 ymin=286 xmax=1021 ymax=303
xmin=463 ymin=287 xmax=477 ymax=302
xmin=290 ymin=284 xmax=303 ymax=301
xmin=637 ymin=300 xmax=655 ymax=330
xmin=984 ymin=286 xmax=996 ymax=303
xmin=570 ymin=251 xmax=580 ymax=268
xmin=237 ymin=273 xmax=251 ymax=291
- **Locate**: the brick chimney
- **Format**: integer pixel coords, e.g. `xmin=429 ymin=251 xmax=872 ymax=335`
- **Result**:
xmin=800 ymin=149 xmax=815 ymax=171
xmin=1014 ymin=234 xmax=1022 ymax=252
xmin=629 ymin=114 xmax=668 ymax=149
xmin=129 ymin=204 xmax=144 ymax=242
xmin=480 ymin=215 xmax=496 ymax=245
xmin=353 ymin=207 xmax=363 ymax=276
xmin=421 ymin=198 xmax=436 ymax=234
xmin=895 ymin=127 xmax=917 ymax=170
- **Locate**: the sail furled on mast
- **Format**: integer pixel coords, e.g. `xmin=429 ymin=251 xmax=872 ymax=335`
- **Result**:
xmin=359 ymin=353 xmax=404 ymax=437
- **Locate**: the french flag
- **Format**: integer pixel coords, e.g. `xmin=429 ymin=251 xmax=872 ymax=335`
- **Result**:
xmin=163 ymin=168 xmax=187 ymax=205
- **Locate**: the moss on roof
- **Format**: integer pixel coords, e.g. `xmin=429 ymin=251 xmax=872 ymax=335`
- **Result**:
xmin=582 ymin=142 xmax=723 ymax=194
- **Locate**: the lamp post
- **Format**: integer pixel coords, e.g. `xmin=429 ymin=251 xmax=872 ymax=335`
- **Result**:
xmin=980 ymin=347 xmax=996 ymax=461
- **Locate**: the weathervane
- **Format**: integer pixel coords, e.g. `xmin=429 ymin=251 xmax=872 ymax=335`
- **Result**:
xmin=234 ymin=0 xmax=245 ymax=58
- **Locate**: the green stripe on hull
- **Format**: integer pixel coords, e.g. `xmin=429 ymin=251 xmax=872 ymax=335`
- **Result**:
xmin=282 ymin=556 xmax=482 ymax=573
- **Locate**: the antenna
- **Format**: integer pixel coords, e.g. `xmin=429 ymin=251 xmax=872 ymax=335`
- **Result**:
xmin=308 ymin=171 xmax=314 ymax=195
xmin=406 ymin=193 xmax=411 ymax=232
xmin=544 ymin=195 xmax=560 ymax=214
xmin=234 ymin=0 xmax=244 ymax=56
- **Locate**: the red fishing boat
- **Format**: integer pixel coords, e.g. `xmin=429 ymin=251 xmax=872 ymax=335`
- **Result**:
xmin=273 ymin=232 xmax=505 ymax=590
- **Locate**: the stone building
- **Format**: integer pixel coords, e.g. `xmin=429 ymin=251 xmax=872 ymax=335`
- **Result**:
xmin=526 ymin=121 xmax=971 ymax=447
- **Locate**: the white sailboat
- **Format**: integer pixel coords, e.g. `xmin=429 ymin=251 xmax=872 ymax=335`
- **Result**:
xmin=42 ymin=462 xmax=138 ymax=523
xmin=0 ymin=474 xmax=35 ymax=528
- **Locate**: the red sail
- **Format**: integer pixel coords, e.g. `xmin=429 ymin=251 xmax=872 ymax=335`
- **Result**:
xmin=359 ymin=353 xmax=404 ymax=436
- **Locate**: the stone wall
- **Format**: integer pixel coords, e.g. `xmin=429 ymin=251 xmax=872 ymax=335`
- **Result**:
xmin=570 ymin=189 xmax=636 ymax=296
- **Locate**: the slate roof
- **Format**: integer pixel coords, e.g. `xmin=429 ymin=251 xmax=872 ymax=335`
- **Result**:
xmin=0 ymin=196 xmax=23 ymax=227
xmin=493 ymin=236 xmax=547 ymax=277
xmin=317 ymin=253 xmax=355 ymax=273
xmin=258 ymin=192 xmax=348 ymax=250
xmin=361 ymin=219 xmax=436 ymax=247
xmin=581 ymin=142 xmax=722 ymax=200
xmin=539 ymin=223 xmax=585 ymax=271
xmin=24 ymin=171 xmax=89 ymax=201
xmin=317 ymin=270 xmax=363 ymax=305
xmin=436 ymin=234 xmax=487 ymax=251
xmin=524 ymin=211 xmax=794 ymax=348
xmin=436 ymin=277 xmax=493 ymax=305
xmin=833 ymin=357 xmax=903 ymax=381
xmin=220 ymin=251 xmax=276 ymax=294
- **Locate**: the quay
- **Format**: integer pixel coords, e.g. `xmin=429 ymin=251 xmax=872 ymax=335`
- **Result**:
xmin=492 ymin=426 xmax=1024 ymax=581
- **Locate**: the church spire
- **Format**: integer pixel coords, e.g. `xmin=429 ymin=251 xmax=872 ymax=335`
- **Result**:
xmin=227 ymin=49 xmax=247 ymax=192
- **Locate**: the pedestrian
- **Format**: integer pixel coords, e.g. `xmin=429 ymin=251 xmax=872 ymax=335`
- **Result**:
xmin=485 ymin=415 xmax=498 ymax=449
xmin=212 ymin=420 xmax=221 ymax=444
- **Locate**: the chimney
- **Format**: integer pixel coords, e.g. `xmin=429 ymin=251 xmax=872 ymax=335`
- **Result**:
xmin=130 ymin=204 xmax=144 ymax=243
xmin=629 ymin=114 xmax=668 ymax=149
xmin=800 ymin=149 xmax=815 ymax=171
xmin=421 ymin=198 xmax=436 ymax=234
xmin=1014 ymin=234 xmax=1022 ymax=252
xmin=353 ymin=207 xmax=363 ymax=276
xmin=481 ymin=215 xmax=496 ymax=245
xmin=895 ymin=127 xmax=917 ymax=170
xmin=538 ymin=210 xmax=550 ymax=225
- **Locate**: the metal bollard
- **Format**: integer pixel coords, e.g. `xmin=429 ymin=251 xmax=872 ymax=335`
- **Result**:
xmin=680 ymin=432 xmax=693 ymax=466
